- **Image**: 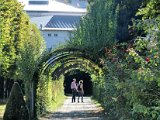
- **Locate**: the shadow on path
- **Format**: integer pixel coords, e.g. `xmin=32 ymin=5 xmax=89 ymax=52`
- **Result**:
xmin=40 ymin=97 xmax=106 ymax=120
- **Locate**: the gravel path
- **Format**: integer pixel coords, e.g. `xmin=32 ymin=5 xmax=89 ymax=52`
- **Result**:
xmin=40 ymin=96 xmax=106 ymax=120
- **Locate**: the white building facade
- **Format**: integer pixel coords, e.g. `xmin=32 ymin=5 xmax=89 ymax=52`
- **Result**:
xmin=42 ymin=30 xmax=70 ymax=48
xmin=18 ymin=0 xmax=87 ymax=49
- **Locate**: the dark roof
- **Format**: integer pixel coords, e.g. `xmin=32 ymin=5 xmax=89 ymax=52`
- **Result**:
xmin=45 ymin=15 xmax=81 ymax=28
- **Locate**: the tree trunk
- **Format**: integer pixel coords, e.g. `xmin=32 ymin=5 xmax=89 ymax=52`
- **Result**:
xmin=25 ymin=80 xmax=34 ymax=119
xmin=0 ymin=77 xmax=4 ymax=99
xmin=3 ymin=79 xmax=6 ymax=99
xmin=30 ymin=82 xmax=34 ymax=119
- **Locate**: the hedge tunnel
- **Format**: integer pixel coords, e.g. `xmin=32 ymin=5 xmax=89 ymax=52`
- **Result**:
xmin=40 ymin=48 xmax=103 ymax=93
xmin=32 ymin=48 xmax=103 ymax=117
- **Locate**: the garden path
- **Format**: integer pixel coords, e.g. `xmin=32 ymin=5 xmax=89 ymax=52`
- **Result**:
xmin=40 ymin=96 xmax=106 ymax=120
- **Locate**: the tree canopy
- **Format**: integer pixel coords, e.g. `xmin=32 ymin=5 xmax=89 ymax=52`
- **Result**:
xmin=67 ymin=0 xmax=118 ymax=53
xmin=0 ymin=0 xmax=45 ymax=80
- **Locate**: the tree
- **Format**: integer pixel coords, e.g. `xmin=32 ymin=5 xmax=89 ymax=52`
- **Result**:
xmin=67 ymin=0 xmax=118 ymax=54
xmin=136 ymin=0 xmax=160 ymax=19
xmin=0 ymin=0 xmax=24 ymax=98
xmin=0 ymin=0 xmax=45 ymax=100
xmin=0 ymin=0 xmax=24 ymax=78
xmin=0 ymin=1 xmax=45 ymax=118
xmin=102 ymin=0 xmax=160 ymax=119
xmin=115 ymin=0 xmax=143 ymax=42
xmin=16 ymin=24 xmax=45 ymax=114
xmin=3 ymin=82 xmax=30 ymax=120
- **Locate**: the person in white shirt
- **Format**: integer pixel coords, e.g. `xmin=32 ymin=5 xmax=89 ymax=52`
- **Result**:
xmin=70 ymin=78 xmax=77 ymax=103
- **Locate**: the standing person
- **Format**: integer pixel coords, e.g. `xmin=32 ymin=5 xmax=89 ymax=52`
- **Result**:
xmin=70 ymin=78 xmax=77 ymax=103
xmin=77 ymin=80 xmax=84 ymax=103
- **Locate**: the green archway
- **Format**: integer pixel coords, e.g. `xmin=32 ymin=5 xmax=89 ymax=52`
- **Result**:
xmin=33 ymin=48 xmax=103 ymax=118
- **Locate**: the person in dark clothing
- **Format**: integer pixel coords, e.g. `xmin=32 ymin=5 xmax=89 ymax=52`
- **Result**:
xmin=77 ymin=80 xmax=84 ymax=103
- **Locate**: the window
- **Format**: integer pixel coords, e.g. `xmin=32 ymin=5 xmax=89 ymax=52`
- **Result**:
xmin=48 ymin=33 xmax=51 ymax=37
xmin=54 ymin=33 xmax=58 ymax=37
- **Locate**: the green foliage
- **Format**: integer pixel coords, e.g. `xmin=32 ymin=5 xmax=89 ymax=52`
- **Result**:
xmin=36 ymin=73 xmax=65 ymax=117
xmin=136 ymin=0 xmax=160 ymax=19
xmin=0 ymin=0 xmax=23 ymax=78
xmin=89 ymin=0 xmax=160 ymax=119
xmin=91 ymin=41 xmax=160 ymax=119
xmin=92 ymin=75 xmax=106 ymax=103
xmin=16 ymin=23 xmax=45 ymax=103
xmin=1 ymin=0 xmax=160 ymax=120
xmin=3 ymin=82 xmax=30 ymax=120
xmin=116 ymin=0 xmax=143 ymax=41
xmin=0 ymin=0 xmax=45 ymax=80
xmin=100 ymin=5 xmax=160 ymax=120
xmin=67 ymin=0 xmax=118 ymax=54
xmin=0 ymin=0 xmax=45 ymax=116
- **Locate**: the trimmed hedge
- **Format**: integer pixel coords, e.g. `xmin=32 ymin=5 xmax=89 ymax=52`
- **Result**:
xmin=3 ymin=82 xmax=30 ymax=120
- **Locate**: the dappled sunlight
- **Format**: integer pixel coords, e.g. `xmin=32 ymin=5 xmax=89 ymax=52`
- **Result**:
xmin=1 ymin=0 xmax=160 ymax=119
xmin=40 ymin=97 xmax=105 ymax=120
xmin=0 ymin=103 xmax=6 ymax=119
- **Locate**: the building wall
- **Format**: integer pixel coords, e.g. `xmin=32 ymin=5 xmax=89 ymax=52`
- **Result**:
xmin=17 ymin=0 xmax=87 ymax=49
xmin=42 ymin=30 xmax=71 ymax=48
xmin=28 ymin=11 xmax=85 ymax=18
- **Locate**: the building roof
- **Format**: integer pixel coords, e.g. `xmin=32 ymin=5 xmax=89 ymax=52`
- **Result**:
xmin=30 ymin=15 xmax=53 ymax=29
xmin=42 ymin=15 xmax=81 ymax=31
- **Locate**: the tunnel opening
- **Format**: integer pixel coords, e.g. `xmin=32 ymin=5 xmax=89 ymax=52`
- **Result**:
xmin=64 ymin=70 xmax=92 ymax=96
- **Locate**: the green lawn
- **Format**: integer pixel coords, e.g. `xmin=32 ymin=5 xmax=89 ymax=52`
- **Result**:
xmin=0 ymin=103 xmax=6 ymax=120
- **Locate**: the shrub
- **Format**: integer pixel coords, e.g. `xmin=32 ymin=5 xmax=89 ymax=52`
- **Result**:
xmin=3 ymin=82 xmax=30 ymax=120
